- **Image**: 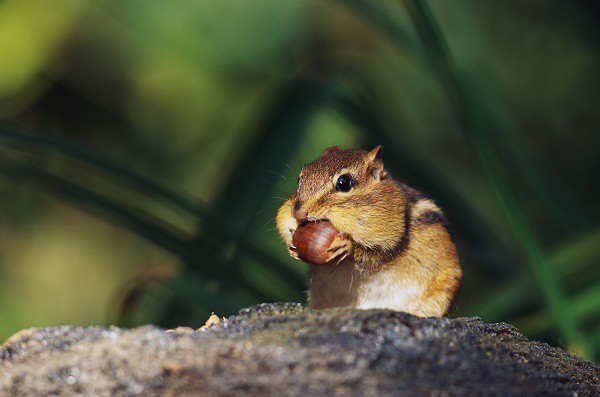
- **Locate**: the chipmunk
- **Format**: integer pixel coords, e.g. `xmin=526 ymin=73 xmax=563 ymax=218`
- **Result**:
xmin=276 ymin=146 xmax=462 ymax=317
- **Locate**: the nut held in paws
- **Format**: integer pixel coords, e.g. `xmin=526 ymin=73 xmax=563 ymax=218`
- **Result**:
xmin=292 ymin=221 xmax=339 ymax=265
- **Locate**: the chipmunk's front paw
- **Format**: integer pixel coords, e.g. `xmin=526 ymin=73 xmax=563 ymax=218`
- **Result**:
xmin=325 ymin=233 xmax=353 ymax=264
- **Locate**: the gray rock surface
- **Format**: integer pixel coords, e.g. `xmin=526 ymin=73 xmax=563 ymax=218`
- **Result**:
xmin=1 ymin=303 xmax=598 ymax=396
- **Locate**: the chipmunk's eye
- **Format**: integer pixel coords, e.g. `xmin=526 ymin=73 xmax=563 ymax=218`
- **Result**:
xmin=335 ymin=174 xmax=353 ymax=192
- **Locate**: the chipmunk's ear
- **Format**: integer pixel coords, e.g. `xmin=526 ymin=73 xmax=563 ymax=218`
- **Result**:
xmin=322 ymin=146 xmax=341 ymax=156
xmin=366 ymin=145 xmax=386 ymax=181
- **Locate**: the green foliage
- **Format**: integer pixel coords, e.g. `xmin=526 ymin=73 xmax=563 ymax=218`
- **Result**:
xmin=0 ymin=0 xmax=597 ymax=361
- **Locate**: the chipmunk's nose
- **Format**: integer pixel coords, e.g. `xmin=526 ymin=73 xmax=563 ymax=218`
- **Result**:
xmin=293 ymin=200 xmax=308 ymax=220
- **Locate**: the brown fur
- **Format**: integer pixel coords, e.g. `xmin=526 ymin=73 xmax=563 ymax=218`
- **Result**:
xmin=276 ymin=146 xmax=462 ymax=317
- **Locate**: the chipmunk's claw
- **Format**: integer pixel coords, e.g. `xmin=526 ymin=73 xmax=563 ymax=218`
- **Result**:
xmin=286 ymin=228 xmax=300 ymax=260
xmin=325 ymin=233 xmax=353 ymax=263
xmin=288 ymin=245 xmax=300 ymax=260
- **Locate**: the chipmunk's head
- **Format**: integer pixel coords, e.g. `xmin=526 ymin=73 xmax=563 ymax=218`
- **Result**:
xmin=292 ymin=146 xmax=406 ymax=249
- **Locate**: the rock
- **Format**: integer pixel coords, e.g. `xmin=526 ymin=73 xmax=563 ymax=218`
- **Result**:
xmin=1 ymin=303 xmax=598 ymax=396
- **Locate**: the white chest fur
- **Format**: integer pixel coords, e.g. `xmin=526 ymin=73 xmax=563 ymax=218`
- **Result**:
xmin=355 ymin=268 xmax=424 ymax=313
xmin=308 ymin=262 xmax=425 ymax=315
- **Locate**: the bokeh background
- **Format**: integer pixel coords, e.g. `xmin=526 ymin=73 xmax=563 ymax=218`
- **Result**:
xmin=0 ymin=1 xmax=598 ymax=361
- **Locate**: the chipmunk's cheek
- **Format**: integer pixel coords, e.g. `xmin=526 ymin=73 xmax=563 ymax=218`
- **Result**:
xmin=330 ymin=205 xmax=359 ymax=226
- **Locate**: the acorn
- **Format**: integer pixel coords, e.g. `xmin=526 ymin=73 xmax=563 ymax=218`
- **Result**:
xmin=292 ymin=220 xmax=339 ymax=265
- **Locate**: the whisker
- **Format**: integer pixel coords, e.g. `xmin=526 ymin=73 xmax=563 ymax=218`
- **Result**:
xmin=261 ymin=217 xmax=274 ymax=232
xmin=324 ymin=260 xmax=344 ymax=283
xmin=267 ymin=170 xmax=287 ymax=180
xmin=273 ymin=188 xmax=292 ymax=197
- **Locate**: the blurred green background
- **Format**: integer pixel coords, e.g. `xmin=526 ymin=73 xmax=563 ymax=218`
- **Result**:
xmin=0 ymin=0 xmax=598 ymax=361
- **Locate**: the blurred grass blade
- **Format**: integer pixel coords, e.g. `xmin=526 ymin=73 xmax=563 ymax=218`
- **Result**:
xmin=546 ymin=228 xmax=600 ymax=279
xmin=466 ymin=228 xmax=600 ymax=321
xmin=0 ymin=155 xmax=282 ymax=310
xmin=241 ymin=242 xmax=306 ymax=294
xmin=210 ymin=76 xmax=331 ymax=230
xmin=0 ymin=156 xmax=191 ymax=256
xmin=0 ymin=121 xmax=209 ymax=219
xmin=511 ymin=282 xmax=600 ymax=339
xmin=401 ymin=0 xmax=590 ymax=358
xmin=337 ymin=0 xmax=416 ymax=52
xmin=188 ymin=76 xmax=332 ymax=290
xmin=0 ymin=121 xmax=305 ymax=296
xmin=481 ymin=107 xmax=587 ymax=232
